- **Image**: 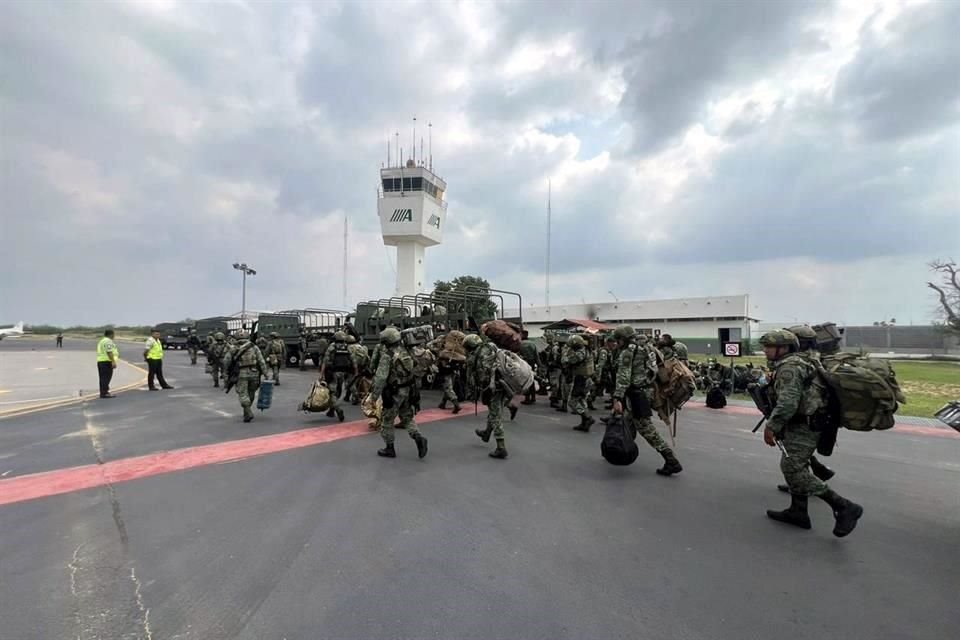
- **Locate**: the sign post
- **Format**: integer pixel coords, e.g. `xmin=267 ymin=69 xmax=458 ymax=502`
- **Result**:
xmin=722 ymin=341 xmax=741 ymax=395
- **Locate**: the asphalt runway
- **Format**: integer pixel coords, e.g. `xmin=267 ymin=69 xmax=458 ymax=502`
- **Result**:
xmin=0 ymin=347 xmax=958 ymax=639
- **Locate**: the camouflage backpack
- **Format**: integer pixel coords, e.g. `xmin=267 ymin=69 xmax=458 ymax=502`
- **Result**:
xmin=408 ymin=345 xmax=436 ymax=378
xmin=494 ymin=350 xmax=535 ymax=395
xmin=819 ymin=354 xmax=904 ymax=431
xmin=387 ymin=346 xmax=416 ymax=386
xmin=652 ymin=349 xmax=696 ymax=424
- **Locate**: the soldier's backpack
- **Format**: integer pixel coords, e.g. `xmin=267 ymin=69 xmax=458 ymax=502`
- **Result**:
xmin=652 ymin=351 xmax=696 ymax=424
xmin=481 ymin=320 xmax=523 ymax=353
xmin=408 ymin=345 xmax=436 ymax=378
xmin=401 ymin=325 xmax=434 ymax=347
xmin=388 ymin=347 xmax=416 ymax=386
xmin=494 ymin=349 xmax=535 ymax=395
xmin=819 ymin=356 xmax=904 ymax=431
xmin=601 ymin=413 xmax=639 ymax=466
xmin=705 ymin=385 xmax=727 ymax=409
xmin=300 ymin=381 xmax=332 ymax=412
xmin=440 ymin=330 xmax=467 ymax=362
xmin=330 ymin=343 xmax=353 ymax=372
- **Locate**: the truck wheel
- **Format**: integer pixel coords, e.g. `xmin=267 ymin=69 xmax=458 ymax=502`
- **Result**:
xmin=288 ymin=353 xmax=300 ymax=368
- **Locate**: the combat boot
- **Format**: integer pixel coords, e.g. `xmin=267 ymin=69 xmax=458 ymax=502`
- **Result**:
xmin=326 ymin=407 xmax=336 ymax=418
xmin=439 ymin=399 xmax=448 ymax=410
xmin=336 ymin=408 xmax=345 ymax=422
xmin=809 ymin=457 xmax=836 ymax=481
xmin=452 ymin=400 xmax=461 ymax=414
xmin=573 ymin=415 xmax=595 ymax=432
xmin=489 ymin=439 xmax=508 ymax=459
xmin=414 ymin=434 xmax=429 ymax=459
xmin=509 ymin=405 xmax=518 ymax=421
xmin=549 ymin=398 xmax=560 ymax=409
xmin=475 ymin=426 xmax=492 ymax=443
xmin=555 ymin=403 xmax=568 ymax=413
xmin=214 ymin=380 xmax=220 ymax=388
xmin=655 ymin=449 xmax=683 ymax=476
xmin=766 ymin=494 xmax=812 ymax=530
xmin=377 ymin=443 xmax=396 ymax=458
xmin=818 ymin=489 xmax=863 ymax=537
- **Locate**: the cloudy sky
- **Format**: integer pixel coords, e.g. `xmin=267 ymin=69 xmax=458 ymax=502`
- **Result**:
xmin=2 ymin=0 xmax=957 ymax=327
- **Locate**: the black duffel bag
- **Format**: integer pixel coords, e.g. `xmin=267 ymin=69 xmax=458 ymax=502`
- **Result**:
xmin=601 ymin=413 xmax=639 ymax=466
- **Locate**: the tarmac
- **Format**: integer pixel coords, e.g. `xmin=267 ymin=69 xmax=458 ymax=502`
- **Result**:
xmin=0 ymin=338 xmax=958 ymax=639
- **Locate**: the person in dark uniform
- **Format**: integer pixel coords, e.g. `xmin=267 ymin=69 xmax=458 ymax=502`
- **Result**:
xmin=56 ymin=332 xmax=63 ymax=348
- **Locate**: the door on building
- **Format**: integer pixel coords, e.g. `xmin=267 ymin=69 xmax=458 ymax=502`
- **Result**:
xmin=717 ymin=328 xmax=742 ymax=354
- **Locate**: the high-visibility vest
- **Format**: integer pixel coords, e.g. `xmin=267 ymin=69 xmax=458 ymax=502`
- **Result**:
xmin=97 ymin=338 xmax=116 ymax=363
xmin=147 ymin=337 xmax=164 ymax=360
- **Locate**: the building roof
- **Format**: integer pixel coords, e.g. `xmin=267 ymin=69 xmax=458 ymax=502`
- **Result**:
xmin=508 ymin=295 xmax=757 ymax=324
xmin=541 ymin=318 xmax=614 ymax=333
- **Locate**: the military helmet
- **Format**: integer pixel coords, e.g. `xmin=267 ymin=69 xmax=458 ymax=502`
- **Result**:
xmin=334 ymin=331 xmax=346 ymax=342
xmin=379 ymin=327 xmax=401 ymax=345
xmin=270 ymin=331 xmax=279 ymax=338
xmin=235 ymin=330 xmax=250 ymax=340
xmin=463 ymin=334 xmax=483 ymax=350
xmin=214 ymin=332 xmax=225 ymax=340
xmin=345 ymin=335 xmax=357 ymax=344
xmin=760 ymin=329 xmax=799 ymax=349
xmin=786 ymin=325 xmax=816 ymax=340
xmin=568 ymin=334 xmax=586 ymax=348
xmin=613 ymin=325 xmax=636 ymax=341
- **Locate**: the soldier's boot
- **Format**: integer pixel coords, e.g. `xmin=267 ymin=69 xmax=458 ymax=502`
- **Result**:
xmin=214 ymin=380 xmax=220 ymax=388
xmin=452 ymin=400 xmax=461 ymax=415
xmin=573 ymin=414 xmax=595 ymax=432
xmin=509 ymin=405 xmax=518 ymax=421
xmin=326 ymin=407 xmax=336 ymax=418
xmin=766 ymin=494 xmax=812 ymax=530
xmin=336 ymin=408 xmax=345 ymax=422
xmin=475 ymin=426 xmax=493 ymax=443
xmin=555 ymin=403 xmax=568 ymax=413
xmin=818 ymin=489 xmax=863 ymax=538
xmin=489 ymin=439 xmax=508 ymax=459
xmin=655 ymin=448 xmax=683 ymax=476
xmin=377 ymin=443 xmax=396 ymax=458
xmin=414 ymin=434 xmax=428 ymax=459
xmin=809 ymin=457 xmax=836 ymax=481
xmin=243 ymin=406 xmax=254 ymax=423
xmin=439 ymin=399 xmax=448 ymax=410
xmin=549 ymin=398 xmax=560 ymax=409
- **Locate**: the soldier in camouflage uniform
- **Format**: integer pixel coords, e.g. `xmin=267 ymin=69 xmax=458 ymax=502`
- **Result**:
xmin=186 ymin=329 xmax=201 ymax=365
xmin=321 ymin=331 xmax=356 ymax=402
xmin=774 ymin=325 xmax=835 ymax=493
xmin=465 ymin=334 xmax=510 ymax=459
xmin=658 ymin=334 xmax=689 ymax=364
xmin=611 ymin=325 xmax=683 ymax=476
xmin=518 ymin=330 xmax=541 ymax=405
xmin=222 ymin=331 xmax=267 ymax=423
xmin=346 ymin=335 xmax=368 ymax=405
xmin=369 ymin=327 xmax=428 ymax=459
xmin=555 ymin=338 xmax=573 ymax=413
xmin=207 ymin=332 xmax=227 ymax=387
xmin=546 ymin=333 xmax=563 ymax=408
xmin=263 ymin=332 xmax=287 ymax=385
xmin=436 ymin=335 xmax=463 ymax=414
xmin=760 ymin=330 xmax=863 ymax=537
xmin=298 ymin=328 xmax=309 ymax=371
xmin=564 ymin=334 xmax=596 ymax=432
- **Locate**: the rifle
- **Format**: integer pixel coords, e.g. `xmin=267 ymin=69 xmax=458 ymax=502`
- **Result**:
xmin=223 ymin=343 xmax=253 ymax=394
xmin=746 ymin=382 xmax=789 ymax=457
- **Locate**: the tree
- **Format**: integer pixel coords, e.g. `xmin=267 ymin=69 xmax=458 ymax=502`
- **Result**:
xmin=433 ymin=275 xmax=499 ymax=321
xmin=928 ymin=259 xmax=960 ymax=334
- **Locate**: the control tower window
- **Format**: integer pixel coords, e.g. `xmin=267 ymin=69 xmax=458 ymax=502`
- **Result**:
xmin=382 ymin=177 xmax=400 ymax=192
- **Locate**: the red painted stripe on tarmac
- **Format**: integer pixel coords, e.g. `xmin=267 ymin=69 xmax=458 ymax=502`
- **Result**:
xmin=0 ymin=408 xmax=474 ymax=508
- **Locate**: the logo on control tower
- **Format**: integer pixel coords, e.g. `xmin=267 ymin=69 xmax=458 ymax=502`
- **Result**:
xmin=427 ymin=214 xmax=441 ymax=229
xmin=390 ymin=209 xmax=414 ymax=223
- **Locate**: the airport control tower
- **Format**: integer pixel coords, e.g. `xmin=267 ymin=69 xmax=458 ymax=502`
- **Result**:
xmin=378 ymin=151 xmax=447 ymax=296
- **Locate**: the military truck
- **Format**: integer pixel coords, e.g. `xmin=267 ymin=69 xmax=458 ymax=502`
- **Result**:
xmin=261 ymin=309 xmax=351 ymax=368
xmin=155 ymin=322 xmax=192 ymax=350
xmin=347 ymin=287 xmax=523 ymax=348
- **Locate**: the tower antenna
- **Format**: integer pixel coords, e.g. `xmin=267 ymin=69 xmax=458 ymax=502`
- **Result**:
xmin=395 ymin=131 xmax=400 ymax=168
xmin=546 ymin=180 xmax=552 ymax=308
xmin=387 ymin=137 xmax=390 ymax=168
xmin=412 ymin=116 xmax=417 ymax=164
xmin=428 ymin=122 xmax=433 ymax=171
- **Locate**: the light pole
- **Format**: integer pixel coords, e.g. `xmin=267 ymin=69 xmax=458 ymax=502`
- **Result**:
xmin=232 ymin=262 xmax=256 ymax=329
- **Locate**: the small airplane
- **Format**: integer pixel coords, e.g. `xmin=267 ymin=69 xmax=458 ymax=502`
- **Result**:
xmin=0 ymin=321 xmax=25 ymax=340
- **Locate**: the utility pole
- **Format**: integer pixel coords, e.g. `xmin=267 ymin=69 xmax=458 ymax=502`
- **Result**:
xmin=232 ymin=262 xmax=257 ymax=329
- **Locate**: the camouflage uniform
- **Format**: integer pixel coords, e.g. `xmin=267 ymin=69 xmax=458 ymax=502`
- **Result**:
xmin=563 ymin=335 xmax=595 ymax=431
xmin=264 ymin=336 xmax=286 ymax=385
xmin=347 ymin=338 xmax=369 ymax=404
xmin=222 ymin=336 xmax=267 ymax=422
xmin=762 ymin=329 xmax=863 ymax=536
xmin=298 ymin=330 xmax=309 ymax=371
xmin=546 ymin=337 xmax=563 ymax=407
xmin=613 ymin=327 xmax=682 ymax=475
xmin=207 ymin=334 xmax=227 ymax=387
xmin=323 ymin=334 xmax=355 ymax=401
xmin=370 ymin=328 xmax=428 ymax=458
xmin=518 ymin=338 xmax=541 ymax=404
xmin=466 ymin=336 xmax=509 ymax=458
xmin=186 ymin=331 xmax=201 ymax=365
xmin=555 ymin=342 xmax=573 ymax=412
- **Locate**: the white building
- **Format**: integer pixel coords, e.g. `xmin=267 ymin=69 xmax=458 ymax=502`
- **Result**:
xmin=378 ymin=157 xmax=448 ymax=297
xmin=509 ymin=294 xmax=760 ymax=354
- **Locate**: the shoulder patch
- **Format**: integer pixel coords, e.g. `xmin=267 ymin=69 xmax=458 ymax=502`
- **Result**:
xmin=777 ymin=368 xmax=797 ymax=384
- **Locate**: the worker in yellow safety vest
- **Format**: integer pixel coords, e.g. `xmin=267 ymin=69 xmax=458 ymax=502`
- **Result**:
xmin=144 ymin=328 xmax=174 ymax=391
xmin=97 ymin=329 xmax=119 ymax=398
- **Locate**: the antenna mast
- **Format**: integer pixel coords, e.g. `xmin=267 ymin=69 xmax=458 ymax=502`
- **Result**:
xmin=546 ymin=180 xmax=552 ymax=308
xmin=412 ymin=117 xmax=417 ymax=164
xmin=343 ymin=212 xmax=348 ymax=308
xmin=428 ymin=122 xmax=432 ymax=170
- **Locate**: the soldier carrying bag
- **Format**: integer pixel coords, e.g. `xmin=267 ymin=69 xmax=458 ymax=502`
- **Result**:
xmin=224 ymin=343 xmax=253 ymax=394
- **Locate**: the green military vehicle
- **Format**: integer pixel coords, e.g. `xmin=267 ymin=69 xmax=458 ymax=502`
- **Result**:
xmin=155 ymin=322 xmax=192 ymax=350
xmin=260 ymin=309 xmax=351 ymax=368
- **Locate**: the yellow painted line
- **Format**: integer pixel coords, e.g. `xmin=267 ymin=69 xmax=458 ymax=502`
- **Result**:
xmin=0 ymin=360 xmax=148 ymax=420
